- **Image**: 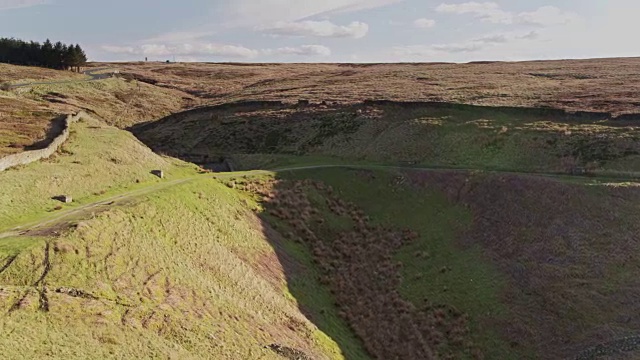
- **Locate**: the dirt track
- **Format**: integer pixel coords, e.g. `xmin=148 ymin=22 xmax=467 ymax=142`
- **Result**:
xmin=0 ymin=176 xmax=195 ymax=239
xmin=4 ymin=163 xmax=638 ymax=240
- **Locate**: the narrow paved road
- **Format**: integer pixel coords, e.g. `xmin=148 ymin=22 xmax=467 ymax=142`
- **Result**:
xmin=9 ymin=67 xmax=116 ymax=89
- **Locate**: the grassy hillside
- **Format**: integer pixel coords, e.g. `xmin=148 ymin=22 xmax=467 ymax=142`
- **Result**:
xmin=5 ymin=60 xmax=640 ymax=359
xmin=230 ymin=167 xmax=640 ymax=359
xmin=0 ymin=63 xmax=87 ymax=84
xmin=0 ymin=114 xmax=195 ymax=231
xmin=0 ymin=115 xmax=349 ymax=359
xmin=0 ymin=178 xmax=344 ymax=359
xmin=0 ymin=63 xmax=195 ymax=156
xmin=134 ymin=102 xmax=640 ymax=178
xmin=5 ymin=145 xmax=640 ymax=359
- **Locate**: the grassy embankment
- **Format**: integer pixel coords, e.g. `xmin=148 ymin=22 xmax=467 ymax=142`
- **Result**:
xmin=0 ymin=177 xmax=347 ymax=359
xmin=227 ymin=165 xmax=640 ymax=359
xmin=1 ymin=62 xmax=193 ymax=157
xmin=0 ymin=114 xmax=197 ymax=234
xmin=0 ymin=115 xmax=349 ymax=359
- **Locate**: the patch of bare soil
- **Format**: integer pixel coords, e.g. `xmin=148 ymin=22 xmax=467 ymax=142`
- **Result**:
xmin=267 ymin=344 xmax=313 ymax=360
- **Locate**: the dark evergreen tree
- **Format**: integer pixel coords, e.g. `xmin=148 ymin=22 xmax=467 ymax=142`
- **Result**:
xmin=0 ymin=37 xmax=88 ymax=71
xmin=41 ymin=39 xmax=55 ymax=68
xmin=63 ymin=45 xmax=75 ymax=70
xmin=53 ymin=41 xmax=65 ymax=69
xmin=72 ymin=44 xmax=87 ymax=71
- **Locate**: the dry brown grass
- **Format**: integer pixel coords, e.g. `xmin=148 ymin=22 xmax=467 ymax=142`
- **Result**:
xmin=0 ymin=63 xmax=86 ymax=83
xmin=241 ymin=177 xmax=481 ymax=359
xmin=104 ymin=58 xmax=640 ymax=115
xmin=6 ymin=57 xmax=640 ymax=158
xmin=0 ymin=96 xmax=58 ymax=156
xmin=406 ymin=171 xmax=640 ymax=359
xmin=0 ymin=63 xmax=196 ymax=156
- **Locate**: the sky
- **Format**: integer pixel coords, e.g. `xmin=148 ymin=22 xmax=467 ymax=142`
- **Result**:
xmin=0 ymin=0 xmax=638 ymax=63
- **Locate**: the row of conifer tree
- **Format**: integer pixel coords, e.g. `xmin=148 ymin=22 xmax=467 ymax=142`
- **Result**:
xmin=0 ymin=38 xmax=87 ymax=71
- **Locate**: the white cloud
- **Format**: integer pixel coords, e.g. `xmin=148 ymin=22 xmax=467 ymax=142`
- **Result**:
xmin=517 ymin=6 xmax=580 ymax=26
xmin=472 ymin=34 xmax=508 ymax=44
xmin=101 ymin=45 xmax=136 ymax=54
xmin=102 ymin=43 xmax=332 ymax=59
xmin=101 ymin=43 xmax=259 ymax=59
xmin=394 ymin=30 xmax=539 ymax=56
xmin=325 ymin=0 xmax=404 ymax=15
xmin=436 ymin=2 xmax=511 ymax=24
xmin=143 ymin=31 xmax=216 ymax=43
xmin=435 ymin=2 xmax=579 ymax=26
xmin=225 ymin=0 xmax=403 ymax=26
xmin=264 ymin=45 xmax=332 ymax=57
xmin=414 ymin=18 xmax=436 ymax=29
xmin=0 ymin=0 xmax=47 ymax=10
xmin=260 ymin=20 xmax=369 ymax=39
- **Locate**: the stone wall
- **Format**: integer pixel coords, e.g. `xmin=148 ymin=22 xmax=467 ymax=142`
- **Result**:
xmin=0 ymin=111 xmax=85 ymax=172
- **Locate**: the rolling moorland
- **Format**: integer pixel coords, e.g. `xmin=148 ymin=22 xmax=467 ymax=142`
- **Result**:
xmin=2 ymin=58 xmax=640 ymax=359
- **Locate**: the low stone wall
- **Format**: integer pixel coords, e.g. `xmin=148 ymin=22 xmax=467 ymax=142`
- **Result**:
xmin=0 ymin=111 xmax=85 ymax=172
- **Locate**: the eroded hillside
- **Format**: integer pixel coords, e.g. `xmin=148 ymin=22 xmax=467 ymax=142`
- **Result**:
xmin=0 ymin=114 xmax=345 ymax=359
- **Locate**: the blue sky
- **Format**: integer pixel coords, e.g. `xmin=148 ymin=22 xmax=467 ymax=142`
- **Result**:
xmin=0 ymin=0 xmax=638 ymax=62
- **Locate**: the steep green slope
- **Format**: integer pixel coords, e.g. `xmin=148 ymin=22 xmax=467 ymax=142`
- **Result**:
xmin=5 ymin=104 xmax=640 ymax=360
xmin=232 ymin=167 xmax=640 ymax=359
xmin=0 ymin=178 xmax=348 ymax=359
xmin=0 ymin=117 xmax=347 ymax=359
xmin=0 ymin=114 xmax=195 ymax=231
xmin=134 ymin=102 xmax=640 ymax=177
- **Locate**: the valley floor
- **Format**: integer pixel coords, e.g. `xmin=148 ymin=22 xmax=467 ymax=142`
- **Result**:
xmin=4 ymin=60 xmax=640 ymax=359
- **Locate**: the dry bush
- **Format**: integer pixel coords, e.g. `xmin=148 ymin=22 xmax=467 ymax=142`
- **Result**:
xmin=243 ymin=178 xmax=482 ymax=359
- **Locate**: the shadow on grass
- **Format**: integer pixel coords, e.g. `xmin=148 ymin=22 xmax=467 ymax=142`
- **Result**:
xmin=245 ymin=166 xmax=640 ymax=360
xmin=252 ymin=175 xmax=370 ymax=360
xmin=246 ymin=168 xmax=490 ymax=359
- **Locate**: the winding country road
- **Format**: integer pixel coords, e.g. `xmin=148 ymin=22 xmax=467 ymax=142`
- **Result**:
xmin=8 ymin=67 xmax=116 ymax=89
